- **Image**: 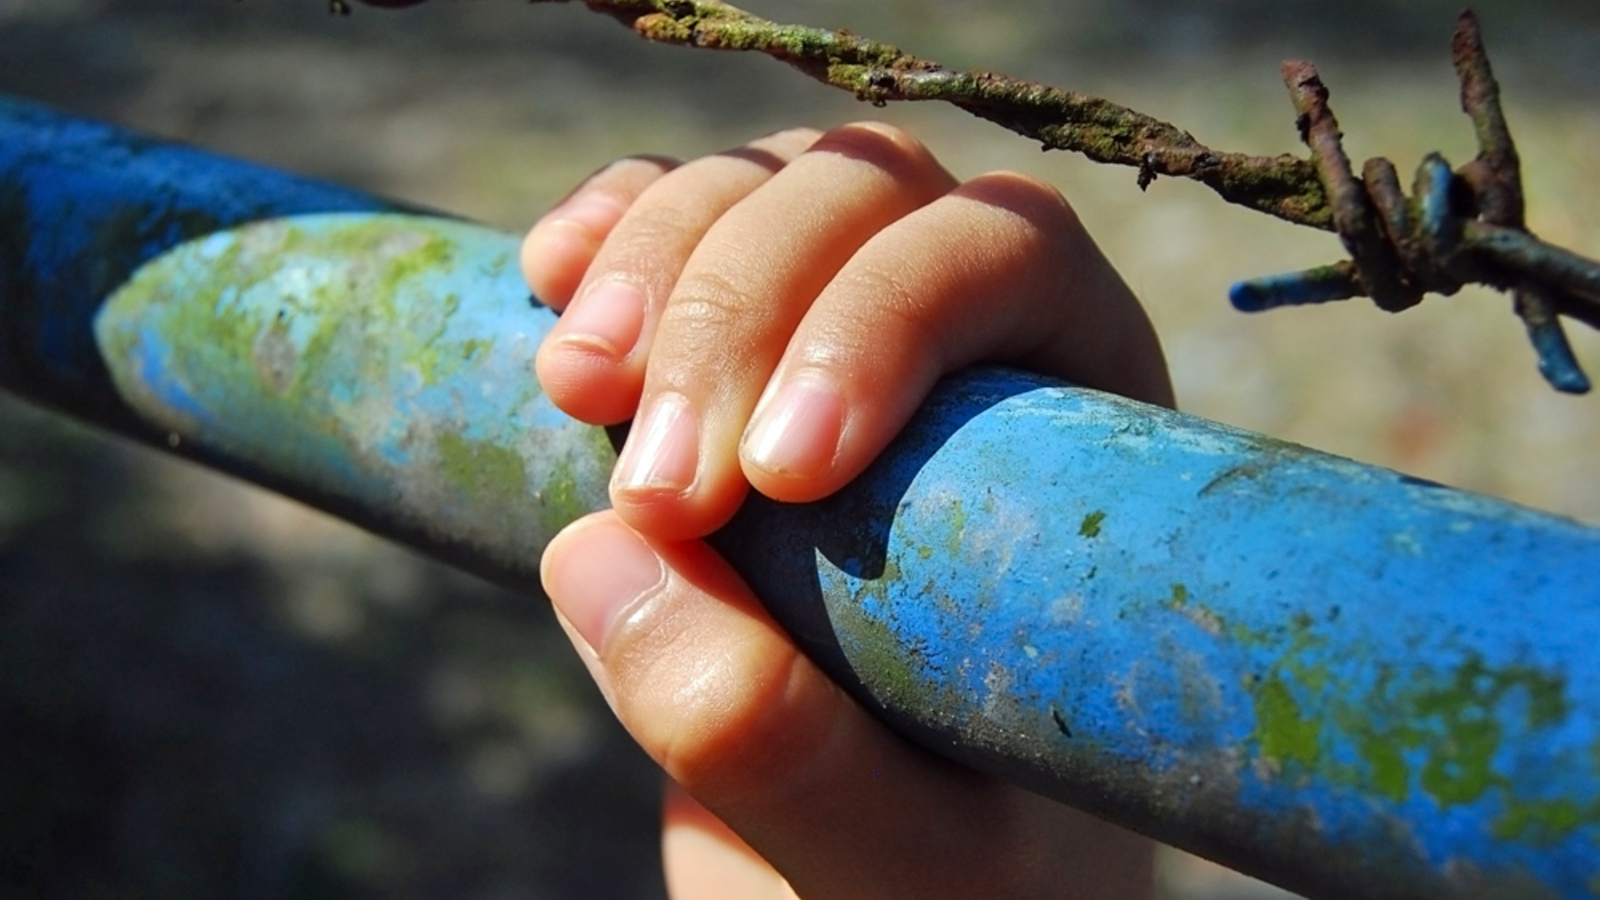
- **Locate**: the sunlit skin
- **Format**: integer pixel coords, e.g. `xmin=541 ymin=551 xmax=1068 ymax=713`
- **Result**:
xmin=525 ymin=121 xmax=1171 ymax=899
xmin=354 ymin=5 xmax=1171 ymax=886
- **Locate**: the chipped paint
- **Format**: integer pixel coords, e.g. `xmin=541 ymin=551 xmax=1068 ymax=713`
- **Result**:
xmin=716 ymin=368 xmax=1600 ymax=900
xmin=0 ymin=96 xmax=612 ymax=585
xmin=12 ymin=98 xmax=1600 ymax=900
xmin=0 ymin=96 xmax=396 ymax=426
xmin=94 ymin=213 xmax=610 ymax=582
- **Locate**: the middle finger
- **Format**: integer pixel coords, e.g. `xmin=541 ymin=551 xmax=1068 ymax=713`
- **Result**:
xmin=537 ymin=127 xmax=823 ymax=424
xmin=610 ymin=121 xmax=958 ymax=539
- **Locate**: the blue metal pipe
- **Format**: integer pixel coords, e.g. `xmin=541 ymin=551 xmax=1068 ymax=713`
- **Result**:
xmin=6 ymin=96 xmax=1600 ymax=899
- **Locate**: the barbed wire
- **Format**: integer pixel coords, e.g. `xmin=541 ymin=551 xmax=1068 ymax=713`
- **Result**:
xmin=341 ymin=0 xmax=1600 ymax=393
xmin=1232 ymin=15 xmax=1598 ymax=393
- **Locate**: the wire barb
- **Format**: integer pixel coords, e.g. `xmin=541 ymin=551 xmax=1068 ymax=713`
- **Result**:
xmin=1231 ymin=11 xmax=1600 ymax=394
xmin=339 ymin=1 xmax=1600 ymax=393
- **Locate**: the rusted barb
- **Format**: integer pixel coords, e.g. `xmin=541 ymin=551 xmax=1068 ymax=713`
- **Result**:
xmin=1282 ymin=61 xmax=1419 ymax=311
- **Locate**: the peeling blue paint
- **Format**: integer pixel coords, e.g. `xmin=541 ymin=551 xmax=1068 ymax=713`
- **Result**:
xmin=9 ymin=97 xmax=1600 ymax=900
xmin=0 ymin=95 xmax=405 ymax=424
xmin=716 ymin=375 xmax=1600 ymax=899
xmin=94 ymin=213 xmax=611 ymax=581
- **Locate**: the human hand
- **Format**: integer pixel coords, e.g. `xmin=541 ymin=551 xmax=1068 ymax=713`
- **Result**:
xmin=524 ymin=123 xmax=1169 ymax=899
xmin=524 ymin=123 xmax=1171 ymax=539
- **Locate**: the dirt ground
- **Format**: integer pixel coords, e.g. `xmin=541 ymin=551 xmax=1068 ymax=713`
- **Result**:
xmin=3 ymin=2 xmax=1600 ymax=898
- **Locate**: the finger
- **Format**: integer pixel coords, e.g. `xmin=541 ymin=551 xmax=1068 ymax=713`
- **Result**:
xmin=522 ymin=156 xmax=679 ymax=309
xmin=541 ymin=512 xmax=1156 ymax=900
xmin=739 ymin=170 xmax=1173 ymax=502
xmin=535 ymin=128 xmax=822 ymax=425
xmin=610 ymin=122 xmax=958 ymax=539
xmin=663 ymin=781 xmax=798 ymax=900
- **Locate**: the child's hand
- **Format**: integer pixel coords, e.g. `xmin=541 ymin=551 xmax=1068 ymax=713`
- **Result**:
xmin=526 ymin=123 xmax=1168 ymax=900
xmin=523 ymin=122 xmax=1171 ymax=541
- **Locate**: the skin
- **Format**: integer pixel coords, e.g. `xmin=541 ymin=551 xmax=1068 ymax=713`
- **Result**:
xmin=524 ymin=122 xmax=1172 ymax=899
xmin=350 ymin=5 xmax=1172 ymax=892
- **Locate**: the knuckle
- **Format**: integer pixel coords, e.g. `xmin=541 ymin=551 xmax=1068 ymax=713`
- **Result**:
xmin=593 ymin=202 xmax=703 ymax=279
xmin=648 ymin=273 xmax=760 ymax=392
xmin=616 ymin=199 xmax=700 ymax=249
xmin=813 ymin=120 xmax=938 ymax=178
xmin=660 ymin=270 xmax=756 ymax=337
xmin=831 ymin=263 xmax=939 ymax=348
xmin=963 ymin=170 xmax=1083 ymax=232
xmin=586 ymin=155 xmax=678 ymax=195
xmin=839 ymin=119 xmax=922 ymax=152
xmin=757 ymin=125 xmax=822 ymax=147
xmin=614 ymin=153 xmax=679 ymax=176
xmin=977 ymin=168 xmax=1060 ymax=196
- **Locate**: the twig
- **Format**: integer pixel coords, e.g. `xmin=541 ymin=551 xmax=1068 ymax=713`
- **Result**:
xmin=339 ymin=0 xmax=1600 ymax=393
xmin=515 ymin=0 xmax=1332 ymax=229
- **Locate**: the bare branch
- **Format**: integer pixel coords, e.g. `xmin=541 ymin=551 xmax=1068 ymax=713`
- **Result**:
xmin=341 ymin=1 xmax=1600 ymax=392
xmin=524 ymin=0 xmax=1333 ymax=229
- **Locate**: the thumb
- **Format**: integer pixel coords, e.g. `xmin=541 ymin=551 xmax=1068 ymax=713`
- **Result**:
xmin=541 ymin=512 xmax=1153 ymax=900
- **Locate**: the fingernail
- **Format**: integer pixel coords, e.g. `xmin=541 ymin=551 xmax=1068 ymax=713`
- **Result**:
xmin=557 ymin=280 xmax=646 ymax=358
xmin=543 ymin=519 xmax=665 ymax=654
xmin=742 ymin=372 xmax=846 ymax=479
xmin=613 ymin=392 xmax=699 ymax=495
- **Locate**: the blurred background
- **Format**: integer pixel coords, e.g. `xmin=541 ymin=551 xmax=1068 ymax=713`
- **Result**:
xmin=2 ymin=1 xmax=1599 ymax=897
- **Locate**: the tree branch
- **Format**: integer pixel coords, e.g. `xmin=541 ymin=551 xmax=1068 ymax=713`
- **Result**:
xmin=528 ymin=0 xmax=1333 ymax=229
xmin=341 ymin=0 xmax=1600 ymax=392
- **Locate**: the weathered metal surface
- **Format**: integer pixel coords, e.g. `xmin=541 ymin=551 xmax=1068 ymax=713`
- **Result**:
xmin=0 ymin=95 xmax=403 ymax=429
xmin=95 ymin=212 xmax=611 ymax=584
xmin=0 ymin=96 xmax=608 ymax=578
xmin=716 ymin=378 xmax=1600 ymax=899
xmin=9 ymin=97 xmax=1600 ymax=899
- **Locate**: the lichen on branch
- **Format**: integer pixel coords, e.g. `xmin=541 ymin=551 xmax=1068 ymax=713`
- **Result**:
xmin=528 ymin=0 xmax=1332 ymax=229
xmin=343 ymin=0 xmax=1600 ymax=392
